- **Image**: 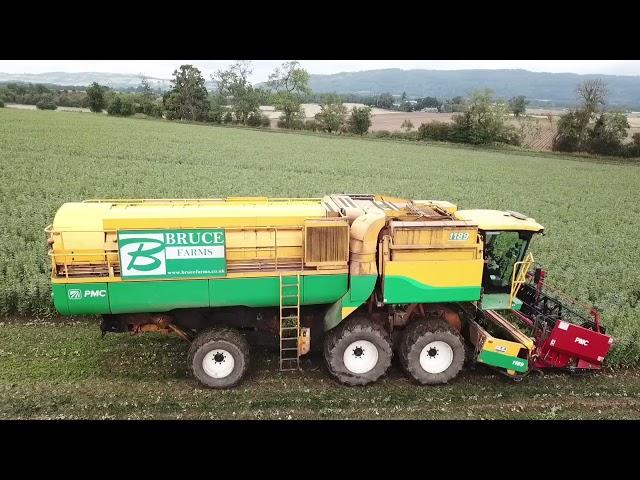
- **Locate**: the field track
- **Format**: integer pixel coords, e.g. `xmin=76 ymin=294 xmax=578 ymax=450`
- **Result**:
xmin=1 ymin=322 xmax=639 ymax=419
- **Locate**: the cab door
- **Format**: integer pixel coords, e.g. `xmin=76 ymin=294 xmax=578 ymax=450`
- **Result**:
xmin=480 ymin=230 xmax=533 ymax=310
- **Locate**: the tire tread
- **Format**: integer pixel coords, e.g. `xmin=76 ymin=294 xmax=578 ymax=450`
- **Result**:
xmin=324 ymin=317 xmax=393 ymax=386
xmin=399 ymin=318 xmax=465 ymax=385
xmin=188 ymin=327 xmax=249 ymax=389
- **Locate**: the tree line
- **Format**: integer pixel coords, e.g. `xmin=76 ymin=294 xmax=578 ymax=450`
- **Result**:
xmin=85 ymin=78 xmax=164 ymax=117
xmin=303 ymin=91 xmax=528 ymax=117
xmin=552 ymin=80 xmax=639 ymax=157
xmin=82 ymin=62 xmax=374 ymax=135
xmin=0 ymin=82 xmax=88 ymax=110
xmin=382 ymin=89 xmax=522 ymax=146
xmin=3 ymin=64 xmax=637 ymax=159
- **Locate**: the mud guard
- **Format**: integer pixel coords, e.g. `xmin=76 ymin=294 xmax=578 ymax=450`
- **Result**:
xmin=323 ymin=274 xmax=378 ymax=331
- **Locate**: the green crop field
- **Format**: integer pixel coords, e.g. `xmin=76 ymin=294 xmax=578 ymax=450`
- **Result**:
xmin=1 ymin=106 xmax=640 ymax=408
xmin=1 ymin=108 xmax=640 ymax=419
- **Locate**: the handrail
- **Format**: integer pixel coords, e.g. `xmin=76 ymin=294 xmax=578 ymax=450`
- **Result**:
xmin=81 ymin=197 xmax=323 ymax=205
xmin=46 ymin=225 xmax=308 ymax=279
xmin=44 ymin=225 xmax=305 ymax=234
xmin=510 ymin=251 xmax=534 ymax=308
xmin=386 ymin=232 xmax=483 ymax=255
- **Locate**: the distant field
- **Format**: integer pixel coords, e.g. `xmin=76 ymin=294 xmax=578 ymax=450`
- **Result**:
xmin=5 ymin=103 xmax=92 ymax=113
xmin=1 ymin=107 xmax=639 ymax=368
xmin=369 ymin=112 xmax=453 ymax=131
xmin=365 ymin=111 xmax=558 ymax=150
xmin=261 ymin=103 xmax=393 ymax=120
xmin=262 ymin=104 xmax=640 ymax=150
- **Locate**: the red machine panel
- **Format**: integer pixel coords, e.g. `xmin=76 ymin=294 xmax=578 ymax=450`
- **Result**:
xmin=536 ymin=320 xmax=612 ymax=369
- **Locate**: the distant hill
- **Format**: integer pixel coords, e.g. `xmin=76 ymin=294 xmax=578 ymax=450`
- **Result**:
xmin=0 ymin=71 xmax=175 ymax=90
xmin=0 ymin=71 xmax=224 ymax=93
xmin=2 ymin=68 xmax=639 ymax=109
xmin=306 ymin=69 xmax=640 ymax=109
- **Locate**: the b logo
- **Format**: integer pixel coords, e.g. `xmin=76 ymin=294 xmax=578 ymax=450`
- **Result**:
xmin=68 ymin=289 xmax=81 ymax=300
xmin=122 ymin=238 xmax=164 ymax=272
xmin=118 ymin=233 xmax=167 ymax=277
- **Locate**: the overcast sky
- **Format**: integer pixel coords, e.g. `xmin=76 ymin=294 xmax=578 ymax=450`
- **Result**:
xmin=1 ymin=60 xmax=639 ymax=82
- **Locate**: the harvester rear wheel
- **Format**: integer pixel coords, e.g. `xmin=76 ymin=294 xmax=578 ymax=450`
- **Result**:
xmin=324 ymin=317 xmax=393 ymax=386
xmin=399 ymin=319 xmax=465 ymax=385
xmin=188 ymin=327 xmax=249 ymax=389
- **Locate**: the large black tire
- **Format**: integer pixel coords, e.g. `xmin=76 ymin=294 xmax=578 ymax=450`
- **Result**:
xmin=399 ymin=319 xmax=465 ymax=385
xmin=188 ymin=327 xmax=249 ymax=389
xmin=324 ymin=317 xmax=393 ymax=386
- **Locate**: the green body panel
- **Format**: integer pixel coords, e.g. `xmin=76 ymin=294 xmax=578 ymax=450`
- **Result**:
xmin=478 ymin=350 xmax=528 ymax=373
xmin=64 ymin=283 xmax=110 ymax=314
xmin=383 ymin=275 xmax=481 ymax=304
xmin=303 ymin=274 xmax=349 ymax=305
xmin=480 ymin=293 xmax=523 ymax=311
xmin=209 ymin=274 xmax=347 ymax=307
xmin=52 ymin=284 xmax=69 ymax=315
xmin=345 ymin=274 xmax=378 ymax=307
xmin=52 ymin=274 xmax=348 ymax=315
xmin=210 ymin=277 xmax=279 ymax=307
xmin=324 ymin=274 xmax=378 ymax=331
xmin=324 ymin=300 xmax=343 ymax=331
xmin=109 ymin=280 xmax=209 ymax=313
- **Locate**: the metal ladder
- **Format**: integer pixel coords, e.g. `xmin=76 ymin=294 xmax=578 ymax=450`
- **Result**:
xmin=279 ymin=273 xmax=301 ymax=371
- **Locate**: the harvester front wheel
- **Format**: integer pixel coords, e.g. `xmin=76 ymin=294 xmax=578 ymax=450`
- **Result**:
xmin=324 ymin=317 xmax=393 ymax=386
xmin=188 ymin=327 xmax=249 ymax=389
xmin=399 ymin=319 xmax=465 ymax=385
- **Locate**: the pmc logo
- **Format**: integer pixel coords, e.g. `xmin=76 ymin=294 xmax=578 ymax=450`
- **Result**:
xmin=118 ymin=233 xmax=167 ymax=277
xmin=68 ymin=289 xmax=82 ymax=300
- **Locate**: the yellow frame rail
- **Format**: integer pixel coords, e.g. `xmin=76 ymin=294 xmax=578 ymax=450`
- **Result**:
xmin=45 ymin=224 xmax=348 ymax=280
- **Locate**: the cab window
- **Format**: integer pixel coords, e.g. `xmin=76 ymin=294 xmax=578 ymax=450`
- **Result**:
xmin=483 ymin=231 xmax=530 ymax=291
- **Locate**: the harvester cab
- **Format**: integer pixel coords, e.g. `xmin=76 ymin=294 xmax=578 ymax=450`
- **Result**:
xmin=483 ymin=230 xmax=533 ymax=293
xmin=454 ymin=208 xmax=612 ymax=379
xmin=453 ymin=209 xmax=543 ymax=311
